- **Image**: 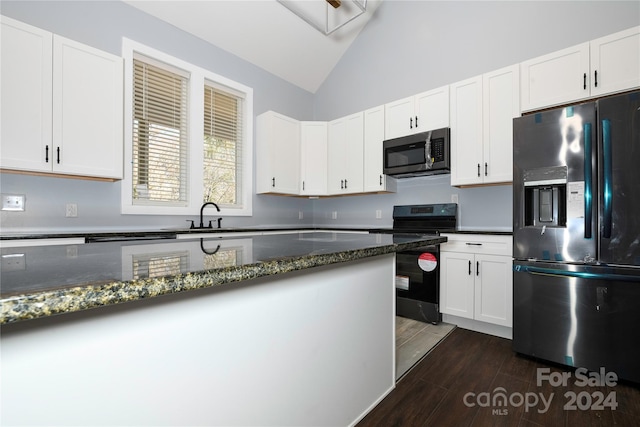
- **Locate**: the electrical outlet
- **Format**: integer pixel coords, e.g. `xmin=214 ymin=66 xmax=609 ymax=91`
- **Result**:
xmin=375 ymin=209 xmax=382 ymax=219
xmin=331 ymin=211 xmax=338 ymax=220
xmin=1 ymin=194 xmax=25 ymax=211
xmin=451 ymin=194 xmax=459 ymax=204
xmin=66 ymin=203 xmax=78 ymax=218
xmin=1 ymin=253 xmax=26 ymax=271
xmin=66 ymin=246 xmax=78 ymax=258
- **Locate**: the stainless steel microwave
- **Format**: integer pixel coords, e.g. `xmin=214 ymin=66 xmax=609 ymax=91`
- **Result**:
xmin=382 ymin=128 xmax=450 ymax=178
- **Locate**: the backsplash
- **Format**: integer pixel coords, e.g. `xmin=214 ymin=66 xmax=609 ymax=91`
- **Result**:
xmin=311 ymin=175 xmax=512 ymax=231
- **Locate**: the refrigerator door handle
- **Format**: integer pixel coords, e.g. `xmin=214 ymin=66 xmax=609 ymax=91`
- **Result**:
xmin=584 ymin=122 xmax=593 ymax=239
xmin=513 ymin=264 xmax=640 ymax=282
xmin=602 ymin=119 xmax=613 ymax=238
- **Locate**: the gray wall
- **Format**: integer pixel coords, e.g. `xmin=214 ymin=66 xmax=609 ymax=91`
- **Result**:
xmin=311 ymin=0 xmax=640 ymax=230
xmin=1 ymin=1 xmax=639 ymax=232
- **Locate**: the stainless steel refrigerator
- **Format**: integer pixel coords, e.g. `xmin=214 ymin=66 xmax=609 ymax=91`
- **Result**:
xmin=512 ymin=90 xmax=640 ymax=383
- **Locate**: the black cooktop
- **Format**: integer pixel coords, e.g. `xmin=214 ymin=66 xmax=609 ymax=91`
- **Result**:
xmin=392 ymin=203 xmax=458 ymax=233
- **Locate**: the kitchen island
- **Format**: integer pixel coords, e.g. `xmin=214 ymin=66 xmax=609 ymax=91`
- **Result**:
xmin=1 ymin=231 xmax=445 ymax=426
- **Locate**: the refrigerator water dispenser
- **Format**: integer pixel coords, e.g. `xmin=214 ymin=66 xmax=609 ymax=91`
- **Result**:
xmin=523 ymin=166 xmax=567 ymax=228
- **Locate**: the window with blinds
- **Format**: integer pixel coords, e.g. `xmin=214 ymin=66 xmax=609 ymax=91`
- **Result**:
xmin=123 ymin=39 xmax=253 ymax=216
xmin=132 ymin=57 xmax=188 ymax=205
xmin=203 ymin=84 xmax=243 ymax=207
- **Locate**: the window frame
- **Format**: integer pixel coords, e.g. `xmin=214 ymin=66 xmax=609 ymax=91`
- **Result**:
xmin=121 ymin=38 xmax=253 ymax=216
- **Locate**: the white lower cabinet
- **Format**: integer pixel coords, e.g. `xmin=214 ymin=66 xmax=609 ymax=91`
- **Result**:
xmin=440 ymin=234 xmax=513 ymax=328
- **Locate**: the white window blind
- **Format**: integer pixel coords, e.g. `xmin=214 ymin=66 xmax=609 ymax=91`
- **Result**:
xmin=203 ymin=84 xmax=243 ymax=207
xmin=132 ymin=57 xmax=189 ymax=205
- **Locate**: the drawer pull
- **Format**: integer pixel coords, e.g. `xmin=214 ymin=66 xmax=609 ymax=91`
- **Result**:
xmin=465 ymin=242 xmax=483 ymax=246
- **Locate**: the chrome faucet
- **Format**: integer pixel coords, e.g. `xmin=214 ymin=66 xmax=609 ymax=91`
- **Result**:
xmin=189 ymin=202 xmax=222 ymax=229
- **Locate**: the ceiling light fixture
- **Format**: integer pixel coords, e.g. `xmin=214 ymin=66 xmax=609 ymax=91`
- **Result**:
xmin=277 ymin=0 xmax=367 ymax=36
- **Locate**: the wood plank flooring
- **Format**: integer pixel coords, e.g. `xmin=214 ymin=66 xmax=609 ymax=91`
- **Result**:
xmin=358 ymin=328 xmax=640 ymax=426
xmin=396 ymin=317 xmax=455 ymax=381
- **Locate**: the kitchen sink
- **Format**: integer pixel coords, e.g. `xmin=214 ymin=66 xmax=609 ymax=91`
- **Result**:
xmin=85 ymin=234 xmax=177 ymax=243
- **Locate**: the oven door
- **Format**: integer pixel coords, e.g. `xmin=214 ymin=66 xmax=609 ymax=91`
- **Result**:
xmin=395 ymin=246 xmax=441 ymax=324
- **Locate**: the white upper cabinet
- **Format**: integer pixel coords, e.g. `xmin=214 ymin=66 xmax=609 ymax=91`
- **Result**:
xmin=384 ymin=85 xmax=449 ymax=140
xmin=450 ymin=76 xmax=483 ymax=186
xmin=1 ymin=16 xmax=53 ymax=172
xmin=256 ymin=111 xmax=300 ymax=195
xmin=327 ymin=112 xmax=364 ymax=195
xmin=450 ymin=65 xmax=520 ymax=187
xmin=300 ymin=121 xmax=327 ymax=196
xmin=482 ymin=65 xmax=520 ymax=184
xmin=363 ymin=105 xmax=396 ymax=193
xmin=521 ymin=26 xmax=640 ymax=112
xmin=52 ymin=35 xmax=123 ymax=179
xmin=520 ymin=42 xmax=590 ymax=112
xmin=0 ymin=16 xmax=123 ymax=180
xmin=590 ymin=26 xmax=640 ymax=97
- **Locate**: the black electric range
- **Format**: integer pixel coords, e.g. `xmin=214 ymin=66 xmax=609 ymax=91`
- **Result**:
xmin=389 ymin=203 xmax=457 ymax=324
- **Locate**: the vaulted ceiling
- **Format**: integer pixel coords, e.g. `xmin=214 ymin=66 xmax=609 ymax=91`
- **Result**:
xmin=124 ymin=0 xmax=383 ymax=93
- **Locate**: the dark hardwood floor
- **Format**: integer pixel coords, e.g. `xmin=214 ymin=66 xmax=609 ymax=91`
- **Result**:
xmin=358 ymin=328 xmax=640 ymax=426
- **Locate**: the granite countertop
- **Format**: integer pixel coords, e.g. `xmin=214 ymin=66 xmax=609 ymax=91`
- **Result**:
xmin=444 ymin=230 xmax=512 ymax=236
xmin=0 ymin=226 xmax=511 ymax=240
xmin=0 ymin=231 xmax=445 ymax=325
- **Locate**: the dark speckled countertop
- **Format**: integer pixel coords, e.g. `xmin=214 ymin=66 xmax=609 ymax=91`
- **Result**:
xmin=0 ymin=231 xmax=445 ymax=325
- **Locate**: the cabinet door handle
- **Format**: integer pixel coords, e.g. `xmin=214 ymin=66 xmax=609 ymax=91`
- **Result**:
xmin=302 ymin=181 xmax=305 ymax=191
xmin=409 ymin=117 xmax=413 ymax=129
xmin=344 ymin=179 xmax=348 ymax=189
xmin=415 ymin=115 xmax=418 ymax=128
xmin=594 ymin=70 xmax=598 ymax=88
xmin=468 ymin=260 xmax=472 ymax=275
xmin=477 ymin=261 xmax=480 ymax=276
xmin=56 ymin=147 xmax=60 ymax=164
xmin=45 ymin=145 xmax=49 ymax=163
xmin=583 ymin=73 xmax=587 ymax=90
xmin=341 ymin=179 xmax=344 ymax=189
xmin=477 ymin=163 xmax=481 ymax=177
xmin=484 ymin=162 xmax=488 ymax=176
xmin=272 ymin=177 xmax=275 ymax=187
xmin=379 ymin=174 xmax=383 ymax=186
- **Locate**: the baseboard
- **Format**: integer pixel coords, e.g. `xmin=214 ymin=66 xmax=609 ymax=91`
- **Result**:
xmin=442 ymin=314 xmax=512 ymax=339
